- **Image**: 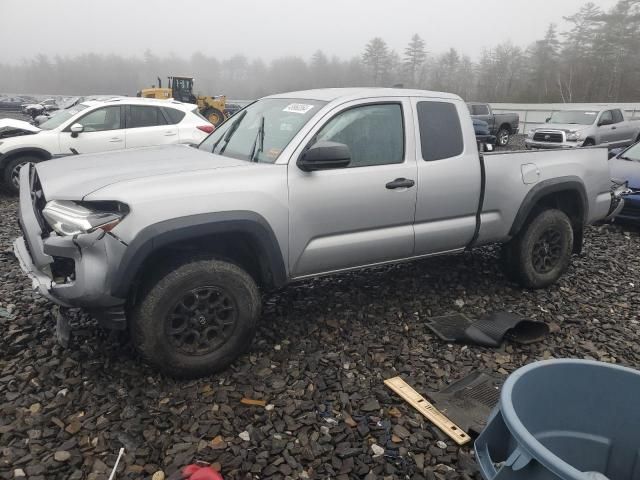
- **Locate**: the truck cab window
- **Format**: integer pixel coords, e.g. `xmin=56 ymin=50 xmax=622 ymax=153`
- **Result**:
xmin=600 ymin=110 xmax=613 ymax=125
xmin=418 ymin=101 xmax=464 ymax=161
xmin=473 ymin=104 xmax=489 ymax=115
xmin=313 ymin=103 xmax=404 ymax=167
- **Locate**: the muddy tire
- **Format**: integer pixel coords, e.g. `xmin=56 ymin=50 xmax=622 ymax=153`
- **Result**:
xmin=131 ymin=258 xmax=261 ymax=378
xmin=201 ymin=107 xmax=225 ymax=127
xmin=496 ymin=127 xmax=510 ymax=146
xmin=3 ymin=156 xmax=36 ymax=194
xmin=502 ymin=209 xmax=574 ymax=289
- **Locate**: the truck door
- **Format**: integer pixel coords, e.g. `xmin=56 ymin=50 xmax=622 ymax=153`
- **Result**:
xmin=597 ymin=110 xmax=617 ymax=146
xmin=610 ymin=109 xmax=634 ymax=146
xmin=287 ymin=98 xmax=417 ymax=278
xmin=412 ymin=98 xmax=482 ymax=255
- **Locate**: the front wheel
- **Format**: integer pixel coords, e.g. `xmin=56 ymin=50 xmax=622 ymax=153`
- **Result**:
xmin=496 ymin=127 xmax=510 ymax=146
xmin=131 ymin=258 xmax=261 ymax=378
xmin=3 ymin=156 xmax=35 ymax=194
xmin=502 ymin=209 xmax=574 ymax=289
xmin=201 ymin=107 xmax=225 ymax=127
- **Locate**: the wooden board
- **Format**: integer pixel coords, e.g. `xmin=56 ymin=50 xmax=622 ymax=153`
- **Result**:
xmin=384 ymin=376 xmax=471 ymax=445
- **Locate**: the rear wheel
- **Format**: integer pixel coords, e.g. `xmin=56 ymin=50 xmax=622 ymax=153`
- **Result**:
xmin=201 ymin=107 xmax=225 ymax=127
xmin=131 ymin=258 xmax=261 ymax=378
xmin=502 ymin=209 xmax=573 ymax=289
xmin=496 ymin=127 xmax=510 ymax=146
xmin=3 ymin=156 xmax=37 ymax=194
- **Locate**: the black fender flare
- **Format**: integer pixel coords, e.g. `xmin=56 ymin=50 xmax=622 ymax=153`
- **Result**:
xmin=0 ymin=147 xmax=52 ymax=170
xmin=509 ymin=176 xmax=588 ymax=237
xmin=110 ymin=211 xmax=287 ymax=298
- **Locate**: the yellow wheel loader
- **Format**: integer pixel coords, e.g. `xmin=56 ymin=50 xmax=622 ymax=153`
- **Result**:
xmin=139 ymin=76 xmax=227 ymax=127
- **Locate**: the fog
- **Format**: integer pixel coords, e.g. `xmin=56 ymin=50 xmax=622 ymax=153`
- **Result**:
xmin=1 ymin=0 xmax=637 ymax=103
xmin=0 ymin=0 xmax=618 ymax=62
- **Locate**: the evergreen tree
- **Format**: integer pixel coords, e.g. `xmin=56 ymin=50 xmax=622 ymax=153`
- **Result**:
xmin=403 ymin=34 xmax=427 ymax=87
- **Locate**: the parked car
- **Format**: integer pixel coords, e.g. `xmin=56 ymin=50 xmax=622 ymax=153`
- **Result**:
xmin=14 ymin=88 xmax=624 ymax=377
xmin=33 ymin=96 xmax=124 ymax=126
xmin=0 ymin=97 xmax=214 ymax=193
xmin=608 ymin=141 xmax=640 ymax=222
xmin=22 ymin=98 xmax=59 ymax=117
xmin=526 ymin=108 xmax=640 ymax=150
xmin=0 ymin=96 xmax=33 ymax=111
xmin=473 ymin=118 xmax=496 ymax=146
xmin=467 ymin=102 xmax=519 ymax=146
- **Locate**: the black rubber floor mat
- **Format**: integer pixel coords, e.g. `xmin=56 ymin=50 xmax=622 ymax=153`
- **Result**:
xmin=429 ymin=371 xmax=502 ymax=436
xmin=426 ymin=312 xmax=549 ymax=347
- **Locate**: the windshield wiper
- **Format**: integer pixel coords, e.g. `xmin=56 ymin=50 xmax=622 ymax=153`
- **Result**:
xmin=619 ymin=155 xmax=637 ymax=161
xmin=212 ymin=110 xmax=247 ymax=155
xmin=249 ymin=115 xmax=265 ymax=163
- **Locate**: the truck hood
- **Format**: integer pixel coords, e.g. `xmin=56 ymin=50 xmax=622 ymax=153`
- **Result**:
xmin=533 ymin=124 xmax=590 ymax=133
xmin=36 ymin=144 xmax=248 ymax=200
xmin=0 ymin=118 xmax=40 ymax=139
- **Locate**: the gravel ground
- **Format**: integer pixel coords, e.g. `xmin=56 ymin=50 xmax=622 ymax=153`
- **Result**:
xmin=2 ymin=131 xmax=640 ymax=480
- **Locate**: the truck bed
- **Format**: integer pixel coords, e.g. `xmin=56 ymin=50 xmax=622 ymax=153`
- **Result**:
xmin=476 ymin=147 xmax=613 ymax=245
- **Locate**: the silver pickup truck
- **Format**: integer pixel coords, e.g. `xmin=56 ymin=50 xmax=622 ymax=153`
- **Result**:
xmin=526 ymin=108 xmax=640 ymax=150
xmin=13 ymin=88 xmax=625 ymax=377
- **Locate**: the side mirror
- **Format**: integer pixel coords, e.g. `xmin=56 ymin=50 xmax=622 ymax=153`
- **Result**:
xmin=298 ymin=141 xmax=351 ymax=172
xmin=598 ymin=117 xmax=612 ymax=127
xmin=545 ymin=117 xmax=551 ymax=123
xmin=70 ymin=123 xmax=84 ymax=138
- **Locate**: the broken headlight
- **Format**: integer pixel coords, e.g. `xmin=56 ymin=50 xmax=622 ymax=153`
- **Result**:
xmin=42 ymin=200 xmax=129 ymax=236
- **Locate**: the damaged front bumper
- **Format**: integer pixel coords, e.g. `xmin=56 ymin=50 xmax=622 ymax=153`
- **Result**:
xmin=13 ymin=165 xmax=128 ymax=328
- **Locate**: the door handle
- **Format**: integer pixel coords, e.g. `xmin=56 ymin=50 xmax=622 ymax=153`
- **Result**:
xmin=164 ymin=131 xmax=177 ymax=136
xmin=109 ymin=137 xmax=123 ymax=142
xmin=386 ymin=178 xmax=415 ymax=189
xmin=612 ymin=126 xmax=617 ymax=130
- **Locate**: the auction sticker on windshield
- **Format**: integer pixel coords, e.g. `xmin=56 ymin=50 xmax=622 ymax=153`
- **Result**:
xmin=283 ymin=103 xmax=315 ymax=114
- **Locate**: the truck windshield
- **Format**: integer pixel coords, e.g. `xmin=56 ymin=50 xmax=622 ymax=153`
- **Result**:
xmin=199 ymin=98 xmax=326 ymax=163
xmin=548 ymin=110 xmax=597 ymax=125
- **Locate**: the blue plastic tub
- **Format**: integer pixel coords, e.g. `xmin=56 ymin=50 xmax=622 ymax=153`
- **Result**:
xmin=475 ymin=359 xmax=640 ymax=480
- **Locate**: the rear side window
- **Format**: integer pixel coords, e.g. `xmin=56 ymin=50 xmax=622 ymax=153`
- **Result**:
xmin=162 ymin=107 xmax=186 ymax=124
xmin=417 ymin=101 xmax=464 ymax=161
xmin=612 ymin=109 xmax=624 ymax=123
xmin=128 ymin=106 xmax=167 ymax=128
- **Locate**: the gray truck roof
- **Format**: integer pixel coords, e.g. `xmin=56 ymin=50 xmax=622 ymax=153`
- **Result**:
xmin=266 ymin=87 xmax=462 ymax=102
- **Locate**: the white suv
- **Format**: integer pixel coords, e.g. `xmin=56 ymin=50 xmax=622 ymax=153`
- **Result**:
xmin=0 ymin=97 xmax=214 ymax=193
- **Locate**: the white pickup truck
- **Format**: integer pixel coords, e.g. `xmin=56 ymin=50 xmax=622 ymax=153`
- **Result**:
xmin=14 ymin=88 xmax=626 ymax=377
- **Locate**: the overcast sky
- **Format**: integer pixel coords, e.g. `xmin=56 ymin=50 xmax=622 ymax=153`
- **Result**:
xmin=1 ymin=0 xmax=619 ymax=63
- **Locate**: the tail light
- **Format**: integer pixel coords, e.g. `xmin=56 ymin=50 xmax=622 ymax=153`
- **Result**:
xmin=197 ymin=125 xmax=215 ymax=134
